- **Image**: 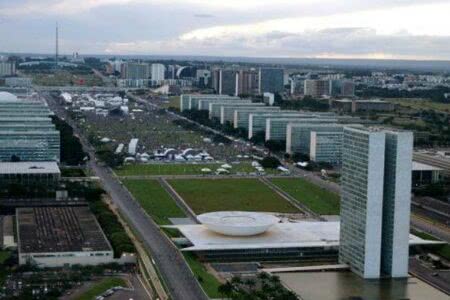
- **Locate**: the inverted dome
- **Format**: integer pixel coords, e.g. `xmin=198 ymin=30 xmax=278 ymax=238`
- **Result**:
xmin=197 ymin=211 xmax=279 ymax=236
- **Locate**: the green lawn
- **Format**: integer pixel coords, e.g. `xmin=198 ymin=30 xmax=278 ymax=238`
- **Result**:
xmin=168 ymin=178 xmax=300 ymax=214
xmin=122 ymin=179 xmax=185 ymax=225
xmin=76 ymin=277 xmax=127 ymax=300
xmin=389 ymin=98 xmax=450 ymax=113
xmin=115 ymin=163 xmax=275 ymax=176
xmin=271 ymin=178 xmax=340 ymax=215
xmin=183 ymin=253 xmax=221 ymax=298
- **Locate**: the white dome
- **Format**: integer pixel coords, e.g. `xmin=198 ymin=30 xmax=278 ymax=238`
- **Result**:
xmin=0 ymin=92 xmax=18 ymax=102
xmin=197 ymin=211 xmax=279 ymax=236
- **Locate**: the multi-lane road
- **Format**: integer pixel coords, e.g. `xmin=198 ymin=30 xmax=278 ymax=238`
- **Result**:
xmin=44 ymin=93 xmax=208 ymax=300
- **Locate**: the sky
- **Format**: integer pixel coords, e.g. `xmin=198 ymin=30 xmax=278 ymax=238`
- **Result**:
xmin=1 ymin=0 xmax=450 ymax=60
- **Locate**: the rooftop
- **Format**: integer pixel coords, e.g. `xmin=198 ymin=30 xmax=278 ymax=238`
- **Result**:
xmin=412 ymin=161 xmax=443 ymax=171
xmin=0 ymin=92 xmax=19 ymax=102
xmin=0 ymin=161 xmax=60 ymax=175
xmin=167 ymin=221 xmax=440 ymax=251
xmin=17 ymin=206 xmax=112 ymax=253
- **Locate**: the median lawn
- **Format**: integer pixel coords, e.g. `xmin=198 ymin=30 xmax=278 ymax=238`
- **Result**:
xmin=76 ymin=277 xmax=127 ymax=300
xmin=168 ymin=178 xmax=300 ymax=214
xmin=271 ymin=178 xmax=340 ymax=215
xmin=115 ymin=163 xmax=279 ymax=176
xmin=122 ymin=179 xmax=185 ymax=225
xmin=183 ymin=253 xmax=222 ymax=298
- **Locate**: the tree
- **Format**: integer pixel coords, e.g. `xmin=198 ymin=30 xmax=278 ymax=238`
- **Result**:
xmin=265 ymin=140 xmax=285 ymax=152
xmin=260 ymin=156 xmax=281 ymax=169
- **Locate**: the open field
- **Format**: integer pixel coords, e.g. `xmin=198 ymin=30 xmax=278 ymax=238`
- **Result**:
xmin=183 ymin=253 xmax=221 ymax=298
xmin=76 ymin=277 xmax=127 ymax=300
xmin=115 ymin=163 xmax=278 ymax=176
xmin=29 ymin=70 xmax=104 ymax=86
xmin=271 ymin=178 xmax=340 ymax=215
xmin=389 ymin=98 xmax=450 ymax=113
xmin=122 ymin=179 xmax=185 ymax=225
xmin=168 ymin=178 xmax=300 ymax=214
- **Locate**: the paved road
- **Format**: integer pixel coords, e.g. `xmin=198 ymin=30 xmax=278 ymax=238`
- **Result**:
xmin=409 ymin=257 xmax=450 ymax=296
xmin=44 ymin=93 xmax=208 ymax=300
xmin=411 ymin=214 xmax=450 ymax=243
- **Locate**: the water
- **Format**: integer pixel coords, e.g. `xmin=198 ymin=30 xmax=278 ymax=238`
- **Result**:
xmin=279 ymin=271 xmax=448 ymax=300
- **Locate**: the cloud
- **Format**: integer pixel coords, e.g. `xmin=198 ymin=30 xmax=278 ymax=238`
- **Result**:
xmin=104 ymin=27 xmax=450 ymax=60
xmin=0 ymin=0 xmax=449 ymax=60
xmin=194 ymin=14 xmax=215 ymax=19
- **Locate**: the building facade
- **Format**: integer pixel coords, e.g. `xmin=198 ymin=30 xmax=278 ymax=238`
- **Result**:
xmin=339 ymin=127 xmax=413 ymax=279
xmin=151 ymin=63 xmax=166 ymax=82
xmin=258 ymin=68 xmax=284 ymax=94
xmin=304 ymin=79 xmax=331 ymax=97
xmin=219 ymin=69 xmax=238 ymax=96
xmin=310 ymin=131 xmax=343 ymax=165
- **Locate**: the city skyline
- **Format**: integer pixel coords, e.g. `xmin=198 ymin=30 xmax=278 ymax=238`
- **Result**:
xmin=1 ymin=0 xmax=450 ymax=60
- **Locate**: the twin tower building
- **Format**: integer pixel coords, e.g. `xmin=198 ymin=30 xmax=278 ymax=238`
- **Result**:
xmin=339 ymin=127 xmax=413 ymax=279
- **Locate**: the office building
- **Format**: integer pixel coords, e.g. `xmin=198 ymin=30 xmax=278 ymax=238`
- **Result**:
xmin=412 ymin=162 xmax=442 ymax=186
xmin=258 ymin=68 xmax=284 ymax=94
xmin=122 ymin=62 xmax=150 ymax=79
xmin=339 ymin=127 xmax=413 ymax=279
xmin=310 ymin=131 xmax=343 ymax=165
xmin=329 ymin=80 xmax=355 ymax=97
xmin=266 ymin=117 xmax=338 ymax=141
xmin=219 ymin=103 xmax=266 ymax=124
xmin=219 ymin=69 xmax=238 ymax=96
xmin=237 ymin=70 xmax=259 ymax=95
xmin=208 ymin=100 xmax=253 ymax=120
xmin=179 ymin=94 xmax=240 ymax=112
xmin=0 ymin=161 xmax=60 ymax=189
xmin=0 ymin=92 xmax=60 ymax=162
xmin=286 ymin=123 xmax=346 ymax=154
xmin=196 ymin=69 xmax=211 ymax=88
xmin=304 ymin=79 xmax=331 ymax=97
xmin=151 ymin=63 xmax=166 ymax=82
xmin=0 ymin=61 xmax=16 ymax=77
xmin=248 ymin=112 xmax=307 ymax=139
xmin=333 ymin=99 xmax=395 ymax=113
xmin=17 ymin=206 xmax=115 ymax=267
xmin=233 ymin=106 xmax=280 ymax=129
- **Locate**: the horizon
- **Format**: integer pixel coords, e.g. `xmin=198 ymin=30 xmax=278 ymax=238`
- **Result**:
xmin=1 ymin=1 xmax=449 ymax=61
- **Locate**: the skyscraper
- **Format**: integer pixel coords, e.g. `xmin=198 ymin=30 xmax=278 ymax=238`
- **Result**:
xmin=219 ymin=69 xmax=238 ymax=96
xmin=339 ymin=127 xmax=413 ymax=279
xmin=151 ymin=63 xmax=166 ymax=82
xmin=258 ymin=68 xmax=284 ymax=94
xmin=122 ymin=62 xmax=150 ymax=79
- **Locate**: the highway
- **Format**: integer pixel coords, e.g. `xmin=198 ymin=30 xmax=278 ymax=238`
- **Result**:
xmin=44 ymin=93 xmax=208 ymax=300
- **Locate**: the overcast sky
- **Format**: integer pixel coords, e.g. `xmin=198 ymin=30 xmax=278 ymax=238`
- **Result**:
xmin=1 ymin=0 xmax=449 ymax=60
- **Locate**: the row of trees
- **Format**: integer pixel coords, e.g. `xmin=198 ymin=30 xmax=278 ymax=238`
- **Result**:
xmin=52 ymin=116 xmax=87 ymax=165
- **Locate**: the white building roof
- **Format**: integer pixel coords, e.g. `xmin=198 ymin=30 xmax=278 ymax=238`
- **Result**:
xmin=412 ymin=161 xmax=442 ymax=171
xmin=0 ymin=161 xmax=60 ymax=175
xmin=0 ymin=92 xmax=19 ymax=102
xmin=167 ymin=221 xmax=441 ymax=251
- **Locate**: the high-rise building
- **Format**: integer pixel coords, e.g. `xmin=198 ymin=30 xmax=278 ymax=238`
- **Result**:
xmin=151 ymin=63 xmax=166 ymax=82
xmin=330 ymin=80 xmax=355 ymax=97
xmin=237 ymin=70 xmax=259 ymax=95
xmin=196 ymin=69 xmax=211 ymax=88
xmin=0 ymin=92 xmax=60 ymax=162
xmin=258 ymin=68 xmax=284 ymax=94
xmin=219 ymin=70 xmax=238 ymax=96
xmin=122 ymin=62 xmax=150 ymax=79
xmin=339 ymin=127 xmax=413 ymax=279
xmin=304 ymin=79 xmax=331 ymax=97
xmin=0 ymin=61 xmax=16 ymax=77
